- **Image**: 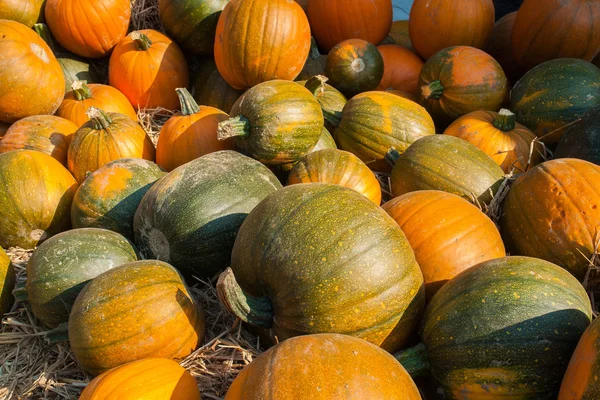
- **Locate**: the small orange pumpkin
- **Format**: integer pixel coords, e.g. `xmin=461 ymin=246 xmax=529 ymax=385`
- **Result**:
xmin=376 ymin=44 xmax=424 ymax=95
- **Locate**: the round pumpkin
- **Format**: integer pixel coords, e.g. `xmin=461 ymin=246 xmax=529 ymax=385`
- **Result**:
xmin=218 ymin=183 xmax=424 ymax=352
xmin=418 ymin=46 xmax=508 ymax=127
xmin=0 ymin=0 xmax=45 ymax=27
xmin=191 ymin=58 xmax=244 ymax=114
xmin=156 ymin=88 xmax=233 ymax=172
xmin=500 ymin=158 xmax=600 ymax=280
xmin=307 ymin=0 xmax=392 ymax=53
xmin=68 ymin=108 xmax=155 ymax=183
xmin=288 ymin=149 xmax=382 ymax=204
xmin=555 ymin=106 xmax=600 ymax=165
xmin=71 ymin=158 xmax=166 ymax=240
xmin=217 ymin=80 xmax=323 ymax=165
xmin=510 ymin=58 xmax=600 ymax=145
xmin=109 ymin=30 xmax=189 ymax=111
xmin=383 ymin=190 xmax=505 ymax=298
xmin=485 ymin=11 xmax=522 ymax=83
xmin=376 ymin=44 xmax=423 ymax=95
xmin=214 ymin=0 xmax=310 ymax=90
xmin=387 ymin=20 xmax=414 ymax=51
xmin=134 ymin=150 xmax=281 ymax=278
xmin=0 ymin=115 xmax=77 ymax=166
xmin=26 ymin=228 xmax=138 ymax=328
xmin=57 ymin=81 xmax=137 ymax=127
xmin=226 ymin=334 xmax=421 ymax=400
xmin=0 ymin=246 xmax=15 ymax=318
xmin=300 ymin=75 xmax=347 ymax=133
xmin=443 ymin=109 xmax=542 ymax=173
xmin=297 ymin=38 xmax=328 ymax=81
xmin=0 ymin=19 xmax=65 ymax=123
xmin=409 ymin=0 xmax=495 ymax=60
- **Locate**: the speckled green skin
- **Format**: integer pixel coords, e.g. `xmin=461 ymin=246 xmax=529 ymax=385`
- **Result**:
xmin=555 ymin=105 xmax=600 ymax=165
xmin=272 ymin=127 xmax=337 ymax=175
xmin=26 ymin=228 xmax=138 ymax=328
xmin=228 ymin=183 xmax=425 ymax=352
xmin=192 ymin=58 xmax=243 ymax=114
xmin=0 ymin=246 xmax=15 ymax=318
xmin=418 ymin=256 xmax=592 ymax=400
xmin=390 ymin=135 xmax=505 ymax=206
xmin=134 ymin=150 xmax=282 ymax=277
xmin=299 ymin=79 xmax=347 ymax=133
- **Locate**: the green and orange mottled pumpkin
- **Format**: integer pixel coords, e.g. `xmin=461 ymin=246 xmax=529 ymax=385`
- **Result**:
xmin=0 ymin=0 xmax=45 ymax=27
xmin=555 ymin=106 xmax=600 ymax=165
xmin=300 ymin=75 xmax=347 ymax=133
xmin=192 ymin=58 xmax=244 ymax=114
xmin=0 ymin=246 xmax=15 ymax=318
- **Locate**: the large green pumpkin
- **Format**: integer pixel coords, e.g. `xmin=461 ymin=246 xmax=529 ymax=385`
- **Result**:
xmin=26 ymin=228 xmax=138 ymax=328
xmin=218 ymin=183 xmax=425 ymax=352
xmin=0 ymin=246 xmax=15 ymax=318
xmin=555 ymin=105 xmax=600 ymax=165
xmin=134 ymin=150 xmax=281 ymax=277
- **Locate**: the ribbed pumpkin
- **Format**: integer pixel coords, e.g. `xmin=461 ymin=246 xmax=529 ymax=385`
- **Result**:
xmin=485 ymin=12 xmax=522 ymax=83
xmin=0 ymin=115 xmax=77 ymax=166
xmin=408 ymin=0 xmax=495 ymax=60
xmin=26 ymin=228 xmax=138 ymax=328
xmin=0 ymin=0 xmax=45 ymax=27
xmin=500 ymin=158 xmax=600 ymax=280
xmin=555 ymin=106 xmax=600 ymax=165
xmin=45 ymin=0 xmax=130 ymax=58
xmin=300 ymin=76 xmax=347 ymax=133
xmin=333 ymin=91 xmax=435 ymax=171
xmin=214 ymin=0 xmax=310 ymax=90
xmin=288 ymin=149 xmax=382 ymax=204
xmin=388 ymin=135 xmax=505 ymax=205
xmin=156 ymin=88 xmax=233 ymax=172
xmin=0 ymin=19 xmax=65 ymax=123
xmin=510 ymin=58 xmax=600 ymax=144
xmin=80 ymin=358 xmax=201 ymax=400
xmin=159 ymin=0 xmax=228 ymax=55
xmin=0 ymin=150 xmax=76 ymax=249
xmin=297 ymin=38 xmax=328 ymax=81
xmin=418 ymin=46 xmax=508 ymax=127
xmin=57 ymin=81 xmax=137 ymax=127
xmin=68 ymin=108 xmax=155 ymax=183
xmin=217 ymin=80 xmax=323 ymax=165
xmin=383 ymin=190 xmax=505 ymax=298
xmin=443 ymin=109 xmax=542 ymax=173
xmin=218 ymin=183 xmax=425 ymax=352
xmin=71 ymin=158 xmax=166 ymax=240
xmin=307 ymin=0 xmax=392 ymax=53
xmin=134 ymin=151 xmax=281 ymax=278
xmin=387 ymin=20 xmax=414 ymax=51
xmin=109 ymin=30 xmax=189 ymax=111
xmin=0 ymin=246 xmax=15 ymax=318
xmin=396 ymin=256 xmax=592 ymax=399
xmin=192 ymin=58 xmax=244 ymax=114
xmin=376 ymin=44 xmax=423 ymax=95
xmin=226 ymin=334 xmax=421 ymax=400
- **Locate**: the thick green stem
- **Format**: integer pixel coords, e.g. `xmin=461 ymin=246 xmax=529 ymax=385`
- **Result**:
xmin=216 ymin=268 xmax=274 ymax=328
xmin=86 ymin=107 xmax=113 ymax=130
xmin=385 ymin=147 xmax=402 ymax=167
xmin=176 ymin=88 xmax=200 ymax=116
xmin=394 ymin=342 xmax=431 ymax=378
xmin=422 ymin=80 xmax=444 ymax=100
xmin=72 ymin=80 xmax=92 ymax=101
xmin=492 ymin=108 xmax=517 ymax=132
xmin=12 ymin=282 xmax=28 ymax=302
xmin=45 ymin=322 xmax=69 ymax=344
xmin=130 ymin=31 xmax=152 ymax=51
xmin=33 ymin=23 xmax=56 ymax=52
xmin=308 ymin=37 xmax=321 ymax=60
xmin=217 ymin=115 xmax=250 ymax=141
xmin=304 ymin=75 xmax=328 ymax=97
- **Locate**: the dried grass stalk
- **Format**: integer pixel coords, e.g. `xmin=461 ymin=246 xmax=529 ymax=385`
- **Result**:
xmin=130 ymin=0 xmax=164 ymax=32
xmin=137 ymin=107 xmax=175 ymax=146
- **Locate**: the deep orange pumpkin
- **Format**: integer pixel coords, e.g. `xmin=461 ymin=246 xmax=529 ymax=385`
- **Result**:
xmin=376 ymin=44 xmax=423 ymax=95
xmin=109 ymin=30 xmax=189 ymax=111
xmin=485 ymin=12 xmax=522 ymax=83
xmin=0 ymin=0 xmax=45 ymax=27
xmin=387 ymin=20 xmax=414 ymax=51
xmin=0 ymin=19 xmax=65 ymax=123
xmin=214 ymin=0 xmax=311 ymax=90
xmin=45 ymin=0 xmax=130 ymax=58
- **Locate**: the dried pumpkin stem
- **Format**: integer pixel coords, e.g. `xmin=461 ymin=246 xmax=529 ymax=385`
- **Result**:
xmin=130 ymin=31 xmax=152 ymax=51
xmin=492 ymin=108 xmax=516 ymax=132
xmin=422 ymin=80 xmax=444 ymax=100
xmin=44 ymin=322 xmax=69 ymax=344
xmin=394 ymin=342 xmax=430 ymax=378
xmin=385 ymin=147 xmax=402 ymax=167
xmin=217 ymin=115 xmax=250 ymax=140
xmin=86 ymin=107 xmax=113 ymax=130
xmin=176 ymin=88 xmax=200 ymax=116
xmin=72 ymin=80 xmax=92 ymax=101
xmin=304 ymin=75 xmax=328 ymax=96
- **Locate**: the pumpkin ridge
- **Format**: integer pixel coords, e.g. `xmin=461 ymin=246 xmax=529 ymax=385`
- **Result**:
xmin=408 ymin=212 xmax=479 ymax=251
xmin=0 ymin=166 xmax=32 ymax=231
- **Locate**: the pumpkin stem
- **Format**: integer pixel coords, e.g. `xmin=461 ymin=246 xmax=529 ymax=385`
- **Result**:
xmin=33 ymin=23 xmax=56 ymax=52
xmin=422 ymin=80 xmax=444 ymax=100
xmin=72 ymin=80 xmax=92 ymax=101
xmin=216 ymin=268 xmax=274 ymax=328
xmin=12 ymin=282 xmax=28 ymax=302
xmin=492 ymin=109 xmax=516 ymax=132
xmin=308 ymin=37 xmax=321 ymax=60
xmin=385 ymin=147 xmax=402 ymax=167
xmin=176 ymin=88 xmax=200 ymax=116
xmin=304 ymin=75 xmax=328 ymax=96
xmin=323 ymin=110 xmax=342 ymax=129
xmin=44 ymin=322 xmax=69 ymax=344
xmin=130 ymin=31 xmax=153 ymax=51
xmin=394 ymin=342 xmax=430 ymax=377
xmin=86 ymin=107 xmax=113 ymax=130
xmin=217 ymin=115 xmax=250 ymax=141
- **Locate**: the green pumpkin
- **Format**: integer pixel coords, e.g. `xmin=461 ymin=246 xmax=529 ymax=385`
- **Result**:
xmin=555 ymin=105 xmax=600 ymax=165
xmin=296 ymin=38 xmax=328 ymax=81
xmin=192 ymin=58 xmax=244 ymax=114
xmin=0 ymin=247 xmax=15 ymax=318
xmin=300 ymin=75 xmax=347 ymax=133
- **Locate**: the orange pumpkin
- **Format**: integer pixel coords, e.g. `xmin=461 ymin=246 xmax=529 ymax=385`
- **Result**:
xmin=0 ymin=115 xmax=77 ymax=166
xmin=80 ymin=358 xmax=201 ymax=400
xmin=68 ymin=107 xmax=155 ymax=183
xmin=383 ymin=190 xmax=506 ymax=298
xmin=387 ymin=20 xmax=414 ymax=51
xmin=214 ymin=0 xmax=310 ymax=90
xmin=156 ymin=88 xmax=234 ymax=172
xmin=0 ymin=19 xmax=65 ymax=123
xmin=443 ymin=109 xmax=542 ymax=174
xmin=0 ymin=0 xmax=45 ymax=27
xmin=45 ymin=0 xmax=131 ymax=58
xmin=109 ymin=30 xmax=189 ymax=110
xmin=57 ymin=81 xmax=137 ymax=127
xmin=376 ymin=44 xmax=424 ymax=95
xmin=485 ymin=12 xmax=522 ymax=83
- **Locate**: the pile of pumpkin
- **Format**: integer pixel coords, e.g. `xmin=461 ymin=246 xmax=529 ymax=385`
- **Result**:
xmin=0 ymin=0 xmax=600 ymax=398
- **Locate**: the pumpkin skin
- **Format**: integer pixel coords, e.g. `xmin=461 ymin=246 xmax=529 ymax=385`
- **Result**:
xmin=69 ymin=260 xmax=205 ymax=376
xmin=80 ymin=358 xmax=201 ymax=400
xmin=26 ymin=228 xmax=138 ymax=328
xmin=387 ymin=20 xmax=414 ymax=51
xmin=409 ymin=0 xmax=495 ymax=60
xmin=0 ymin=122 xmax=10 ymax=139
xmin=485 ymin=12 xmax=522 ymax=83
xmin=226 ymin=334 xmax=421 ymax=400
xmin=500 ymin=158 xmax=600 ymax=280
xmin=0 ymin=0 xmax=45 ymax=27
xmin=109 ymin=30 xmax=190 ymax=111
xmin=0 ymin=150 xmax=76 ymax=249
xmin=307 ymin=0 xmax=392 ymax=53
xmin=45 ymin=0 xmax=130 ymax=58
xmin=219 ymin=183 xmax=425 ymax=352
xmin=510 ymin=58 xmax=600 ymax=144
xmin=273 ymin=126 xmax=338 ymax=175
xmin=134 ymin=151 xmax=281 ymax=278
xmin=214 ymin=0 xmax=311 ymax=90
xmin=300 ymin=76 xmax=347 ymax=133
xmin=0 ymin=115 xmax=77 ymax=166
xmin=418 ymin=46 xmax=508 ymax=127
xmin=383 ymin=190 xmax=505 ymax=299
xmin=192 ymin=58 xmax=243 ymax=114
xmin=288 ymin=149 xmax=382 ymax=205
xmin=0 ymin=247 xmax=15 ymax=318
xmin=68 ymin=108 xmax=155 ymax=183
xmin=0 ymin=19 xmax=65 ymax=123
xmin=71 ymin=158 xmax=166 ymax=240
xmin=296 ymin=38 xmax=328 ymax=81
xmin=555 ymin=106 xmax=600 ymax=165
xmin=376 ymin=44 xmax=423 ymax=95
xmin=334 ymin=91 xmax=435 ymax=171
